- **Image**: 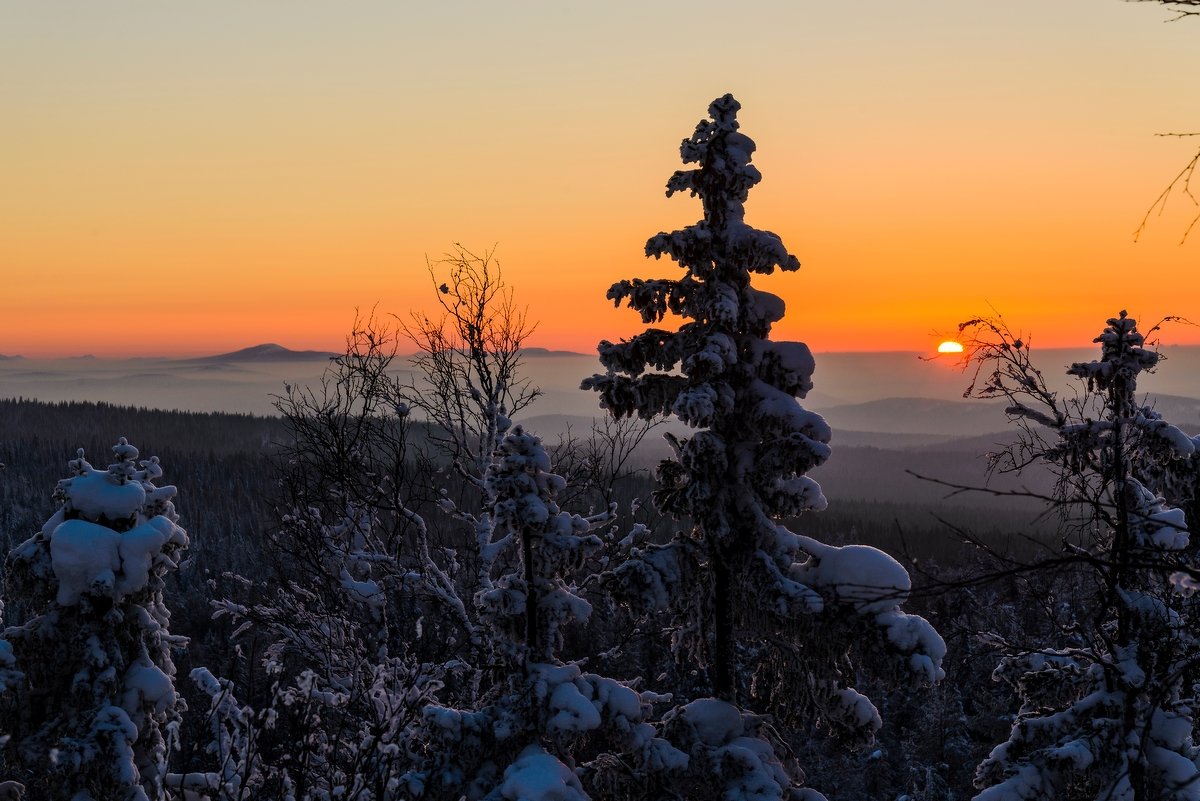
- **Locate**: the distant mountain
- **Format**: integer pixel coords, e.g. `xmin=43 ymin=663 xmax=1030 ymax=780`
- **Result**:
xmin=520 ymin=347 xmax=590 ymax=358
xmin=818 ymin=397 xmax=1011 ymax=437
xmin=0 ymin=354 xmax=24 ymax=361
xmin=821 ymin=392 xmax=1200 ymax=443
xmin=183 ymin=343 xmax=339 ymax=363
xmin=832 ymin=429 xmax=969 ymax=449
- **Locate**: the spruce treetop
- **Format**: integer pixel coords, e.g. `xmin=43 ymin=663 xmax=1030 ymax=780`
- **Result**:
xmin=585 ymin=94 xmax=831 ymax=532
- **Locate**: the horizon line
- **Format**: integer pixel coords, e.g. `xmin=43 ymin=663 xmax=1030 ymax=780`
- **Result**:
xmin=5 ymin=341 xmax=1186 ymax=361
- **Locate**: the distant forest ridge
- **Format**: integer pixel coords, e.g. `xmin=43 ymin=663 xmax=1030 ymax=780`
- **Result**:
xmin=0 ymin=343 xmax=596 ymax=361
xmin=0 ymin=396 xmax=1054 ymax=560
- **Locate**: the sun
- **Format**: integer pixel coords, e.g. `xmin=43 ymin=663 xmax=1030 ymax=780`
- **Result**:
xmin=937 ymin=340 xmax=964 ymax=354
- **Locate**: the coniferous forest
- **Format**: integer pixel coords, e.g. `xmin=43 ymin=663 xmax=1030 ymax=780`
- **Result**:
xmin=4 ymin=96 xmax=1200 ymax=801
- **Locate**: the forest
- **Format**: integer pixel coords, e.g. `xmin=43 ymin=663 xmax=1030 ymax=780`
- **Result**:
xmin=3 ymin=93 xmax=1200 ymax=801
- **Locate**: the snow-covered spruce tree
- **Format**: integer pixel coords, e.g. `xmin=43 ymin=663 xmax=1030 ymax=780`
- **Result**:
xmin=0 ymin=601 xmax=20 ymax=787
xmin=582 ymin=95 xmax=945 ymax=799
xmin=958 ymin=312 xmax=1200 ymax=801
xmin=0 ymin=601 xmax=18 ymax=697
xmin=1 ymin=438 xmax=188 ymax=800
xmin=415 ymin=425 xmax=685 ymax=801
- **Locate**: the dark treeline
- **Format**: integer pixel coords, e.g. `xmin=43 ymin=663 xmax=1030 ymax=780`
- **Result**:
xmin=0 ymin=398 xmax=283 ymax=575
xmin=0 ymin=397 xmax=1044 ymax=579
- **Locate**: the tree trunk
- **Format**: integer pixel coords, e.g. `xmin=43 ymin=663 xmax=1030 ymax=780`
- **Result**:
xmin=522 ymin=523 xmax=540 ymax=663
xmin=711 ymin=541 xmax=737 ymax=704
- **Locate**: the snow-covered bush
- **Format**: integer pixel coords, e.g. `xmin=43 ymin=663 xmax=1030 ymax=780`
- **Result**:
xmin=177 ymin=319 xmax=460 ymax=799
xmin=960 ymin=312 xmax=1200 ymax=800
xmin=1 ymin=438 xmax=187 ymax=800
xmin=582 ymin=94 xmax=945 ymax=799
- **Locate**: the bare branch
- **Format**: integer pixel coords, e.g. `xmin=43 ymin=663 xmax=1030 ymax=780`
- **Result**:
xmin=1135 ymin=143 xmax=1200 ymax=244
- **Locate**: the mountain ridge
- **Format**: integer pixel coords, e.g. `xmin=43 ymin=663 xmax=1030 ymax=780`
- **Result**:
xmin=180 ymin=343 xmax=339 ymax=363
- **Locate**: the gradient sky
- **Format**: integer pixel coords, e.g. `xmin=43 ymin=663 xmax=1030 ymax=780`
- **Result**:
xmin=3 ymin=1 xmax=1198 ymax=357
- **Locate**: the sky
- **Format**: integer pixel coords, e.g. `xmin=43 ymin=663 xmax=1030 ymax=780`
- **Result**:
xmin=2 ymin=1 xmax=1199 ymax=357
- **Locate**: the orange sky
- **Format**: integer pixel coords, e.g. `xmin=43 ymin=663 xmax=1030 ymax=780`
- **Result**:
xmin=2 ymin=1 xmax=1198 ymax=357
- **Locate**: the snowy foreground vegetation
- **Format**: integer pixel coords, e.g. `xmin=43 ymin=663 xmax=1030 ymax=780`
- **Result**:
xmin=3 ymin=97 xmax=1200 ymax=801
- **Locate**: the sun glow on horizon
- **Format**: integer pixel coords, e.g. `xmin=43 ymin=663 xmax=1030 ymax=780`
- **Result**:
xmin=937 ymin=340 xmax=965 ymax=354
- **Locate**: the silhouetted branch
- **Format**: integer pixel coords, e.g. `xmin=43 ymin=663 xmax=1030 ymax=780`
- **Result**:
xmin=1131 ymin=0 xmax=1200 ymax=20
xmin=1135 ymin=137 xmax=1200 ymax=243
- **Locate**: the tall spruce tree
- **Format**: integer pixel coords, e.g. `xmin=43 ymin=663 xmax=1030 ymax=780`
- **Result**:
xmin=583 ymin=95 xmax=945 ymax=799
xmin=1 ymin=439 xmax=188 ymax=800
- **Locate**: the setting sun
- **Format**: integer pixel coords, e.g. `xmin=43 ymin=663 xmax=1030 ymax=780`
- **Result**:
xmin=937 ymin=340 xmax=965 ymax=354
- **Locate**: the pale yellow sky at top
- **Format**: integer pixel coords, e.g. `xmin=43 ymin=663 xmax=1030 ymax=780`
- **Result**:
xmin=1 ymin=1 xmax=1198 ymax=357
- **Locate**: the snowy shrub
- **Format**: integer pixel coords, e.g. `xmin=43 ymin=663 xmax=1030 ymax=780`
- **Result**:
xmin=1 ymin=438 xmax=188 ymax=800
xmin=178 ymin=320 xmax=461 ymax=800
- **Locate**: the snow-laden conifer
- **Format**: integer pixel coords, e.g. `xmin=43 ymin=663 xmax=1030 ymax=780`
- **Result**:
xmin=415 ymin=425 xmax=685 ymax=800
xmin=583 ymin=95 xmax=945 ymax=799
xmin=0 ymin=602 xmax=17 ymax=698
xmin=1 ymin=439 xmax=187 ymax=800
xmin=962 ymin=312 xmax=1200 ymax=801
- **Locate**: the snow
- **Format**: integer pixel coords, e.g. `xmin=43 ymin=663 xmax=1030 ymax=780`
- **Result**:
xmin=122 ymin=658 xmax=176 ymax=714
xmin=50 ymin=519 xmax=121 ymax=605
xmin=791 ymin=534 xmax=911 ymax=613
xmin=683 ymin=333 xmax=737 ymax=377
xmin=744 ymin=287 xmax=785 ymax=326
xmin=834 ymin=688 xmax=882 ymax=732
xmin=769 ymin=476 xmax=828 ymax=514
xmin=748 ymin=379 xmax=831 ymax=442
xmin=1170 ymin=570 xmax=1200 ymax=596
xmin=608 ymin=541 xmax=692 ymax=613
xmin=497 ymin=745 xmax=586 ymax=801
xmin=666 ymin=698 xmax=825 ymax=801
xmin=672 ymin=384 xmax=722 ymax=427
xmin=0 ymin=636 xmax=17 ymax=694
xmin=1136 ymin=412 xmax=1197 ymax=457
xmin=117 ymin=516 xmax=180 ymax=595
xmin=719 ymin=737 xmax=789 ymax=801
xmin=676 ymin=698 xmax=744 ymax=746
xmin=758 ymin=340 xmax=815 ymax=398
xmin=546 ymin=678 xmax=603 ymax=734
xmin=339 ymin=569 xmax=385 ymax=609
xmin=49 ymin=515 xmax=181 ymax=605
xmin=974 ymin=764 xmax=1050 ymax=801
xmin=1047 ymin=740 xmax=1094 ymax=770
xmin=4 ymin=438 xmax=190 ymax=799
xmin=61 ymin=467 xmax=145 ymax=524
xmin=883 ymin=614 xmax=947 ymax=683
